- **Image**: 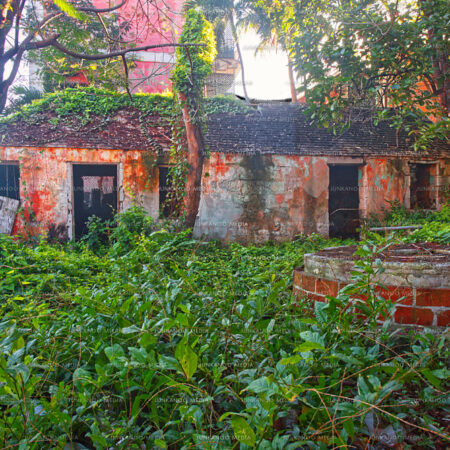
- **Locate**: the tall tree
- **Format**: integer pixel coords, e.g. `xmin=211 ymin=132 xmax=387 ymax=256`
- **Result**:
xmin=0 ymin=0 xmax=204 ymax=113
xmin=171 ymin=9 xmax=216 ymax=227
xmin=259 ymin=0 xmax=449 ymax=148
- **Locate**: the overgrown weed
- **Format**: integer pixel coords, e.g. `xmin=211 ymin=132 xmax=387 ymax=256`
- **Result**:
xmin=0 ymin=208 xmax=448 ymax=448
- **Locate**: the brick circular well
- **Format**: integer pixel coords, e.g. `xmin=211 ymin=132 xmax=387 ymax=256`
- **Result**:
xmin=293 ymin=243 xmax=450 ymax=327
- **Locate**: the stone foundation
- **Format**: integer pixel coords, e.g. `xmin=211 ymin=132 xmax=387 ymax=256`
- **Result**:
xmin=293 ymin=243 xmax=450 ymax=327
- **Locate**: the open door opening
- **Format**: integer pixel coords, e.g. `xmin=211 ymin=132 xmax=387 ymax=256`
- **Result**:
xmin=73 ymin=164 xmax=117 ymax=239
xmin=410 ymin=163 xmax=435 ymax=209
xmin=329 ymin=165 xmax=360 ymax=239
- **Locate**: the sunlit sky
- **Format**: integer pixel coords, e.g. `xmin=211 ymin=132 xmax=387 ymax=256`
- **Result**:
xmin=233 ymin=30 xmax=294 ymax=100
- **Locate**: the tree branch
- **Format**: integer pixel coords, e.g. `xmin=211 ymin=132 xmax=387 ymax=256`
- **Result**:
xmin=121 ymin=54 xmax=132 ymax=100
xmin=1 ymin=12 xmax=62 ymax=62
xmin=51 ymin=41 xmax=205 ymax=61
xmin=77 ymin=0 xmax=128 ymax=14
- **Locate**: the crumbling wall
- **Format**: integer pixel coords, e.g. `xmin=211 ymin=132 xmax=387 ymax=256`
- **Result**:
xmin=193 ymin=153 xmax=329 ymax=243
xmin=195 ymin=154 xmax=448 ymax=243
xmin=359 ymin=158 xmax=409 ymax=219
xmin=0 ymin=146 xmax=159 ymax=238
xmin=437 ymin=159 xmax=450 ymax=208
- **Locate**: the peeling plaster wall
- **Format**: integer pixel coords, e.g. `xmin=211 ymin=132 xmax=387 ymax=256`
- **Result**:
xmin=436 ymin=160 xmax=450 ymax=209
xmin=359 ymin=158 xmax=410 ymax=219
xmin=3 ymin=145 xmax=449 ymax=243
xmin=0 ymin=146 xmax=159 ymax=238
xmin=195 ymin=153 xmax=449 ymax=243
xmin=359 ymin=158 xmax=450 ymax=219
xmin=194 ymin=153 xmax=329 ymax=243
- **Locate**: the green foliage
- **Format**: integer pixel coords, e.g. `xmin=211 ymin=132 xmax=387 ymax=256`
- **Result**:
xmin=24 ymin=0 xmax=124 ymax=92
xmin=0 ymin=87 xmax=175 ymax=125
xmin=366 ymin=202 xmax=450 ymax=244
xmin=0 ymin=87 xmax=250 ymax=126
xmin=52 ymin=0 xmax=88 ymax=21
xmin=82 ymin=215 xmax=113 ymax=252
xmin=258 ymin=0 xmax=449 ymax=148
xmin=0 ymin=213 xmax=448 ymax=448
xmin=82 ymin=205 xmax=157 ymax=253
xmin=202 ymin=94 xmax=254 ymax=115
xmin=171 ymin=9 xmax=217 ymax=105
xmin=165 ymin=10 xmax=217 ymax=221
xmin=1 ymin=86 xmax=44 ymax=116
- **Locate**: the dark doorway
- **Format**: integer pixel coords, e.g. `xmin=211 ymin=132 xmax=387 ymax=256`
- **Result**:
xmin=328 ymin=165 xmax=360 ymax=238
xmin=159 ymin=166 xmax=176 ymax=218
xmin=410 ymin=164 xmax=434 ymax=209
xmin=0 ymin=164 xmax=20 ymax=200
xmin=73 ymin=164 xmax=117 ymax=239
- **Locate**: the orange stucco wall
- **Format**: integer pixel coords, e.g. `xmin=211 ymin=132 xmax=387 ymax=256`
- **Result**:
xmin=194 ymin=153 xmax=449 ymax=242
xmin=0 ymin=146 xmax=159 ymax=238
xmin=2 ymin=146 xmax=449 ymax=242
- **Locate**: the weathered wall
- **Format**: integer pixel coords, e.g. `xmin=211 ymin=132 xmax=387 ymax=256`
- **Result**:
xmin=359 ymin=158 xmax=450 ymax=218
xmin=436 ymin=159 xmax=450 ymax=208
xmin=194 ymin=153 xmax=329 ymax=243
xmin=2 ymin=145 xmax=448 ymax=242
xmin=359 ymin=158 xmax=410 ymax=218
xmin=0 ymin=146 xmax=159 ymax=239
xmin=194 ymin=153 xmax=449 ymax=243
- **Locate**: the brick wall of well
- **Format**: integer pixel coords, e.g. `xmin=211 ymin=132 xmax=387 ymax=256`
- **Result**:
xmin=293 ymin=269 xmax=450 ymax=327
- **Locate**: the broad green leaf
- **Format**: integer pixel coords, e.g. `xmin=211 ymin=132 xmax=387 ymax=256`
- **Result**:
xmin=231 ymin=416 xmax=256 ymax=447
xmin=294 ymin=342 xmax=325 ymax=352
xmin=53 ymin=0 xmax=87 ymax=21
xmin=154 ymin=439 xmax=167 ymax=449
xmin=421 ymin=369 xmax=441 ymax=389
xmin=280 ymin=354 xmax=302 ymax=365
xmin=243 ymin=377 xmax=279 ymax=396
xmin=104 ymin=344 xmax=125 ymax=362
xmin=121 ymin=325 xmax=141 ymax=334
xmin=343 ymin=419 xmax=355 ymax=438
xmin=175 ymin=338 xmax=198 ymax=380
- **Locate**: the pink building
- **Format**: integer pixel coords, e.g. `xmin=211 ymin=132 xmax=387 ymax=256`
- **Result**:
xmin=91 ymin=0 xmax=239 ymax=95
xmin=93 ymin=0 xmax=185 ymax=93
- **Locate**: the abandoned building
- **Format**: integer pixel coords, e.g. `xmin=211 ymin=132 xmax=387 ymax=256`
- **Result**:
xmin=0 ymin=101 xmax=449 ymax=241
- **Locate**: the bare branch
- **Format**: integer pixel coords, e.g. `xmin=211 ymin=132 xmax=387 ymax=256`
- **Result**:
xmin=1 ymin=12 xmax=63 ymax=62
xmin=51 ymin=41 xmax=205 ymax=61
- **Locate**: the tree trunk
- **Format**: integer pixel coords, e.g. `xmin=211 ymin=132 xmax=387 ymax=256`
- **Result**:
xmin=288 ymin=57 xmax=297 ymax=103
xmin=228 ymin=11 xmax=250 ymax=103
xmin=178 ymin=93 xmax=204 ymax=229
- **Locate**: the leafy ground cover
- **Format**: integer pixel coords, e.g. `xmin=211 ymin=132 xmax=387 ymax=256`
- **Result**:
xmin=0 ymin=207 xmax=449 ymax=449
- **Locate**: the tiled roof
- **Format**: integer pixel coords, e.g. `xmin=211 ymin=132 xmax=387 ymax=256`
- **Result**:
xmin=0 ymin=108 xmax=171 ymax=150
xmin=1 ymin=102 xmax=448 ymax=157
xmin=205 ymin=104 xmax=450 ymax=157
